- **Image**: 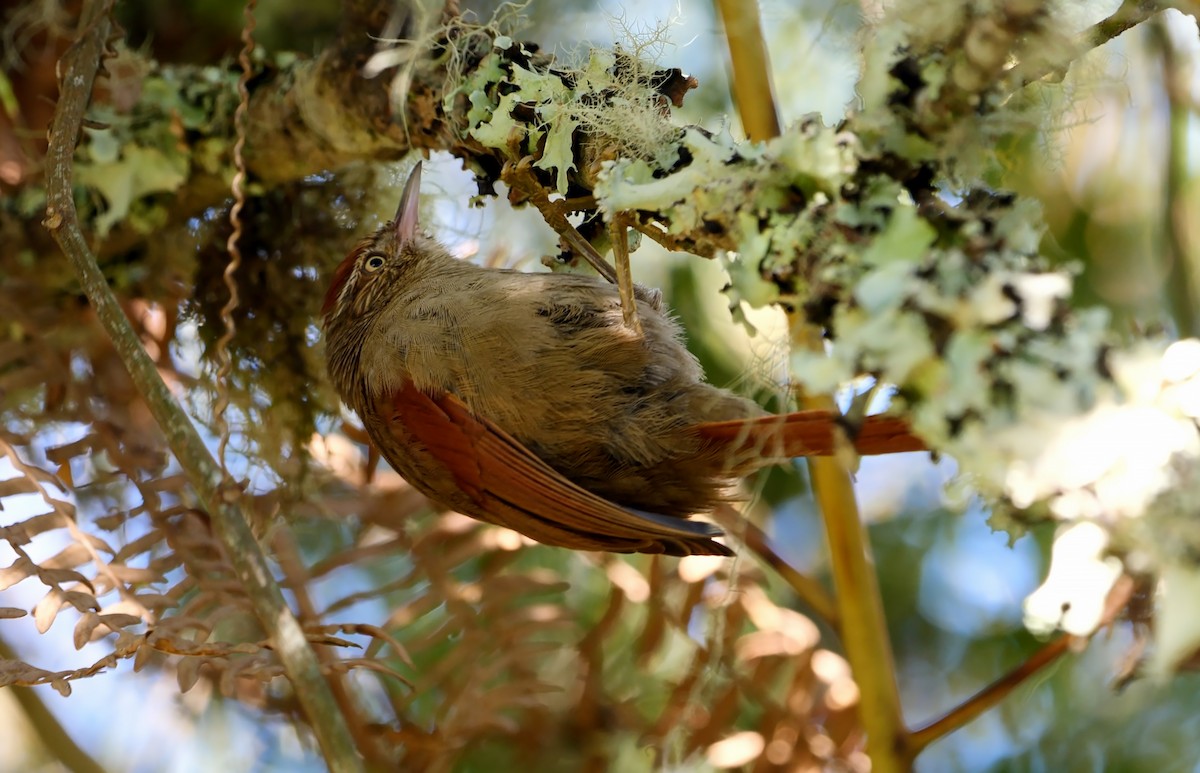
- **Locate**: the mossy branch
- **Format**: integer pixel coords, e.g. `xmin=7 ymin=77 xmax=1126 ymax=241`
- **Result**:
xmin=41 ymin=2 xmax=362 ymax=770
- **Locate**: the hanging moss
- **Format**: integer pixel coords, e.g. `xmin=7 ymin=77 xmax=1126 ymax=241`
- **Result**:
xmin=186 ymin=162 xmax=385 ymax=466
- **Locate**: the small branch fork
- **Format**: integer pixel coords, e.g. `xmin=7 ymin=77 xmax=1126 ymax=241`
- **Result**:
xmin=501 ymin=156 xmax=645 ymax=332
xmin=501 ymin=157 xmax=619 ymax=284
xmin=41 ymin=2 xmax=362 ymax=770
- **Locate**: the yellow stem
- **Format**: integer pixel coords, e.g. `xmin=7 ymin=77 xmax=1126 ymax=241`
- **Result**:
xmin=714 ymin=0 xmax=781 ymax=141
xmin=714 ymin=2 xmax=908 ymax=766
xmin=794 ymin=325 xmax=907 ymax=773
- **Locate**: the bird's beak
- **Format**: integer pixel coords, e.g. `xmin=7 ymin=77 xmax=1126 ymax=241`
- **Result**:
xmin=394 ymin=161 xmax=422 ymax=243
xmin=321 ymin=161 xmax=424 ymax=321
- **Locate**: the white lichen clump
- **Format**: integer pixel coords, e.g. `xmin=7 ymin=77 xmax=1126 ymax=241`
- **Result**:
xmin=598 ymin=115 xmax=1200 ymax=664
xmin=460 ymin=36 xmax=686 ymax=194
xmin=441 ymin=10 xmax=1200 ymax=667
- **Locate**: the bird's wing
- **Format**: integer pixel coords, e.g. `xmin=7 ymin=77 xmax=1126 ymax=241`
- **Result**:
xmin=388 ymin=380 xmax=732 ymax=557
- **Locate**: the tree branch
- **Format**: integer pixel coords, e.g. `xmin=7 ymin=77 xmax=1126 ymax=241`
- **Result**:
xmin=41 ymin=2 xmax=362 ymax=770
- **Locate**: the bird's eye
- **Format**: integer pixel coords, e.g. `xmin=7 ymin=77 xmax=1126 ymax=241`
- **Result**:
xmin=363 ymin=253 xmax=386 ymax=272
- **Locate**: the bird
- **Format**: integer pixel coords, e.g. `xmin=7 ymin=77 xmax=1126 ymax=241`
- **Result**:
xmin=321 ymin=162 xmax=924 ymax=556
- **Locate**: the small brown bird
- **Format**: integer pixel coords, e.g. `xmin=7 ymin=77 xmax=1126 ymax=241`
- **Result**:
xmin=322 ymin=163 xmax=923 ymax=556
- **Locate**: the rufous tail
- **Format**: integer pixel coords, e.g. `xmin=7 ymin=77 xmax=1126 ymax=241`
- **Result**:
xmin=694 ymin=411 xmax=926 ymax=459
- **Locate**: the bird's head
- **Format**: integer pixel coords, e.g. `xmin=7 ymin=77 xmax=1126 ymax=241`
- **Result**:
xmin=321 ymin=161 xmax=426 ymax=325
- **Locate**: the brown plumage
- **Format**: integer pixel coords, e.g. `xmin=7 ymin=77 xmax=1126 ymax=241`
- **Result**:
xmin=322 ymin=163 xmax=925 ymax=556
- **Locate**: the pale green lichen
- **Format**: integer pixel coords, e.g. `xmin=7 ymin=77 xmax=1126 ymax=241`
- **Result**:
xmin=1024 ymin=522 xmax=1122 ymax=637
xmin=600 ymin=128 xmax=737 ymax=224
xmin=59 ymin=56 xmax=242 ymax=237
xmin=591 ymin=95 xmax=1200 ymax=669
xmin=460 ymin=29 xmax=691 ymax=195
xmin=77 ymin=135 xmax=189 ymax=236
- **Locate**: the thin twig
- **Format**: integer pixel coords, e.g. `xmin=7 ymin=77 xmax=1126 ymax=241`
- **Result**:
xmin=712 ymin=505 xmax=837 ymax=626
xmin=907 ymin=635 xmax=1076 ymax=755
xmin=1152 ymin=14 xmax=1198 ymax=336
xmin=629 ymin=216 xmax=707 ymax=255
xmin=608 ymin=215 xmax=642 ymax=334
xmin=714 ymin=0 xmax=780 ymax=141
xmin=793 ymin=323 xmax=907 ymax=773
xmin=273 ymin=528 xmax=394 ymax=767
xmin=905 ymin=575 xmax=1135 ymax=757
xmin=1012 ymin=0 xmax=1164 ymax=87
xmin=502 ymin=157 xmax=619 ymax=284
xmin=804 ymin=416 xmax=906 ymax=771
xmin=40 ymin=2 xmax=362 ymax=770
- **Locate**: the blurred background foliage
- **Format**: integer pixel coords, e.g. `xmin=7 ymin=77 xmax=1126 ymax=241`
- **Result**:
xmin=2 ymin=0 xmax=1199 ymax=771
